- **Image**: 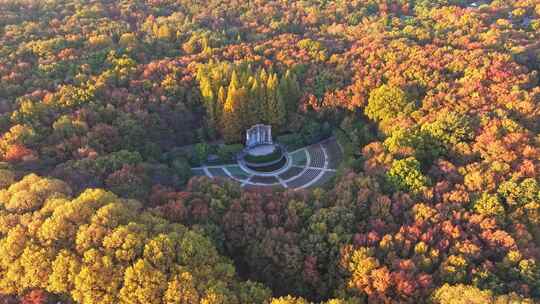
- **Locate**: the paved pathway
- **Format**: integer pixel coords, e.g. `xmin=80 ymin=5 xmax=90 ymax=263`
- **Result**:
xmin=191 ymin=137 xmax=343 ymax=189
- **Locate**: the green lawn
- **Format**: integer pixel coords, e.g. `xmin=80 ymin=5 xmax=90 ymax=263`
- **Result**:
xmin=291 ymin=150 xmax=308 ymax=166
xmin=225 ymin=166 xmax=250 ymax=180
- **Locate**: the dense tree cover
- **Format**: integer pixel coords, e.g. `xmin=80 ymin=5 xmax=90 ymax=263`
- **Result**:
xmin=196 ymin=61 xmax=300 ymax=141
xmin=1 ymin=0 xmax=540 ymax=303
xmin=0 ymin=174 xmax=272 ymax=304
xmin=149 ymin=175 xmax=539 ymax=303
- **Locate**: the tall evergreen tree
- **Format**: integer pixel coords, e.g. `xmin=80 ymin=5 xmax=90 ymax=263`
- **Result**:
xmin=249 ymin=78 xmax=265 ymax=125
xmin=222 ymin=84 xmax=246 ymax=143
xmin=198 ymin=75 xmax=218 ymax=138
xmin=217 ymin=86 xmax=226 ymax=128
xmin=265 ymin=73 xmax=276 ymax=119
xmin=258 ymin=69 xmax=269 ymax=123
xmin=266 ymin=73 xmax=284 ymax=129
xmin=284 ymin=70 xmax=301 ymax=115
xmin=229 ymin=70 xmax=240 ymax=91
xmin=237 ymin=86 xmax=250 ymax=131
xmin=275 ymin=81 xmax=288 ymax=129
xmin=197 ymin=63 xmax=300 ymax=139
xmin=259 ymin=68 xmax=269 ymax=85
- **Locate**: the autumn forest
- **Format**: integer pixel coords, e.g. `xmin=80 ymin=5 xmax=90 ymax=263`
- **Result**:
xmin=1 ymin=0 xmax=540 ymax=303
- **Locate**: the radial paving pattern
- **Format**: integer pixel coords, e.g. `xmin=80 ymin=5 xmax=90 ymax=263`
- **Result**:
xmin=307 ymin=145 xmax=325 ymax=168
xmin=192 ymin=137 xmax=342 ymax=189
xmin=278 ymin=166 xmax=304 ymax=180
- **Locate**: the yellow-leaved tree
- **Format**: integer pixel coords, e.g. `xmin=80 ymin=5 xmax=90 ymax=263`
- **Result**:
xmin=0 ymin=174 xmax=271 ymax=303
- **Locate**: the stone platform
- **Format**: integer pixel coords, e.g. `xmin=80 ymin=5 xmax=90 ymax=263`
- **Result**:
xmin=247 ymin=144 xmax=277 ymax=156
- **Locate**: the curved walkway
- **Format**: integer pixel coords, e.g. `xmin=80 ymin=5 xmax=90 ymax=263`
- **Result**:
xmin=191 ymin=137 xmax=343 ymax=189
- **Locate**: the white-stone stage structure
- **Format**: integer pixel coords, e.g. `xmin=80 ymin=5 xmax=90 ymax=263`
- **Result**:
xmin=246 ymin=124 xmax=273 ymax=148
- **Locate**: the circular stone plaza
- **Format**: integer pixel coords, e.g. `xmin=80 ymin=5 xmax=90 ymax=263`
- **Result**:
xmin=191 ymin=137 xmax=343 ymax=190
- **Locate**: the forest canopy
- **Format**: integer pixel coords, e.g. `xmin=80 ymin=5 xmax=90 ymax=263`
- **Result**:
xmin=1 ymin=0 xmax=540 ymax=303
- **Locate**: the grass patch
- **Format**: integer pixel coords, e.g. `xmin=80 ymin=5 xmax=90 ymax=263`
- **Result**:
xmin=226 ymin=166 xmax=250 ymax=180
xmin=291 ymin=150 xmax=308 ymax=166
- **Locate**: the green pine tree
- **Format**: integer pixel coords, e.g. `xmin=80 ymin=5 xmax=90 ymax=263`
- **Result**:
xmin=264 ymin=73 xmax=277 ymax=124
xmin=198 ymin=74 xmax=218 ymax=138
xmin=284 ymin=70 xmax=301 ymax=115
xmin=216 ymin=85 xmax=226 ymax=127
xmin=275 ymin=82 xmax=287 ymax=129
xmin=266 ymin=73 xmax=285 ymax=129
xmin=249 ymin=78 xmax=265 ymax=125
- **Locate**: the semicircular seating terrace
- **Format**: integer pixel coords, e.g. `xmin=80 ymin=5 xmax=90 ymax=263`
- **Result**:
xmin=306 ymin=145 xmax=325 ymax=168
xmin=192 ymin=137 xmax=343 ymax=190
